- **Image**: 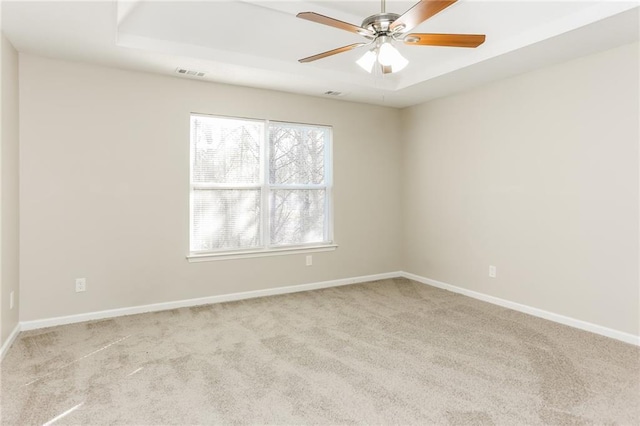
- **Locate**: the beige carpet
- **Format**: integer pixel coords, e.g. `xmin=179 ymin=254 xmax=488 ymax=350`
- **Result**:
xmin=1 ymin=278 xmax=639 ymax=425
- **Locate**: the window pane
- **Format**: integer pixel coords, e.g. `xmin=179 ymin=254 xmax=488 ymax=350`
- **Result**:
xmin=192 ymin=189 xmax=261 ymax=251
xmin=270 ymin=189 xmax=325 ymax=246
xmin=269 ymin=124 xmax=327 ymax=185
xmin=192 ymin=116 xmax=263 ymax=184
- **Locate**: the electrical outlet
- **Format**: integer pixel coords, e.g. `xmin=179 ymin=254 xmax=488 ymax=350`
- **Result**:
xmin=75 ymin=278 xmax=87 ymax=292
xmin=9 ymin=291 xmax=14 ymax=310
xmin=306 ymin=255 xmax=312 ymax=266
xmin=489 ymin=265 xmax=496 ymax=278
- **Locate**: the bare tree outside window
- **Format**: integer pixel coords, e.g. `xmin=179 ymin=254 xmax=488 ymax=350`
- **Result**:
xmin=269 ymin=124 xmax=327 ymax=246
xmin=190 ymin=114 xmax=332 ymax=254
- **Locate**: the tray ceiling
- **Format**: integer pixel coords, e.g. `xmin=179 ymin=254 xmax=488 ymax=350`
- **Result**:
xmin=2 ymin=1 xmax=639 ymax=107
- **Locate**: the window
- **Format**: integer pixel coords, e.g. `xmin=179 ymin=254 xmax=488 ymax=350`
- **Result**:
xmin=189 ymin=114 xmax=333 ymax=258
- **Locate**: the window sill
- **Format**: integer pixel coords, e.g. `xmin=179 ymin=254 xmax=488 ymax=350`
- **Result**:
xmin=186 ymin=244 xmax=338 ymax=262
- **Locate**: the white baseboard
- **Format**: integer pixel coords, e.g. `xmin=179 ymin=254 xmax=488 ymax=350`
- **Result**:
xmin=20 ymin=271 xmax=402 ymax=331
xmin=0 ymin=323 xmax=21 ymax=361
xmin=17 ymin=270 xmax=639 ymax=347
xmin=401 ymin=271 xmax=640 ymax=346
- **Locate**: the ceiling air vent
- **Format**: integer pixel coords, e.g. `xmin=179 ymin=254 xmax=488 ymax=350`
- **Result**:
xmin=175 ymin=67 xmax=206 ymax=78
xmin=324 ymin=91 xmax=344 ymax=96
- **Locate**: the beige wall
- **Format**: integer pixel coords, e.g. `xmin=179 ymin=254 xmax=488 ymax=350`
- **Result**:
xmin=401 ymin=42 xmax=640 ymax=335
xmin=1 ymin=33 xmax=20 ymax=345
xmin=16 ymin=42 xmax=640 ymax=337
xmin=18 ymin=54 xmax=403 ymax=321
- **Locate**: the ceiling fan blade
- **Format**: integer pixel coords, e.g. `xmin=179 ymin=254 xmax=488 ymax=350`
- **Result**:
xmin=390 ymin=0 xmax=458 ymax=34
xmin=297 ymin=12 xmax=374 ymax=37
xmin=298 ymin=43 xmax=367 ymax=63
xmin=404 ymin=33 xmax=486 ymax=47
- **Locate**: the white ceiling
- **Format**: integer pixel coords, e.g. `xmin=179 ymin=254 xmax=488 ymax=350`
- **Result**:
xmin=2 ymin=1 xmax=639 ymax=108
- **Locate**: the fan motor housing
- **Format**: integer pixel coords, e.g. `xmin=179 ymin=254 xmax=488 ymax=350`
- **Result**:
xmin=361 ymin=13 xmax=400 ymax=34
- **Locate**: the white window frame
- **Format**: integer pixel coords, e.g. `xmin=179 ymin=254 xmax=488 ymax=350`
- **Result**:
xmin=187 ymin=113 xmax=336 ymax=262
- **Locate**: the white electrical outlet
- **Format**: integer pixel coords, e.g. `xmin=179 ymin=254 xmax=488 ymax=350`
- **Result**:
xmin=75 ymin=278 xmax=87 ymax=292
xmin=489 ymin=265 xmax=497 ymax=278
xmin=306 ymin=255 xmax=313 ymax=266
xmin=9 ymin=291 xmax=14 ymax=310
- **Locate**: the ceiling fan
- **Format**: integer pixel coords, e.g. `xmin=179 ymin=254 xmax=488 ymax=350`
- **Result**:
xmin=297 ymin=0 xmax=485 ymax=74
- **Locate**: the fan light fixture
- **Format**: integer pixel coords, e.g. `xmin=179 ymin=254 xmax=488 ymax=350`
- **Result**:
xmin=356 ymin=50 xmax=377 ymax=72
xmin=357 ymin=37 xmax=408 ymax=74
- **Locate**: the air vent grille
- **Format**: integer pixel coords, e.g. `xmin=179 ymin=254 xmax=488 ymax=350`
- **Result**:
xmin=324 ymin=91 xmax=343 ymax=96
xmin=176 ymin=68 xmax=206 ymax=78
